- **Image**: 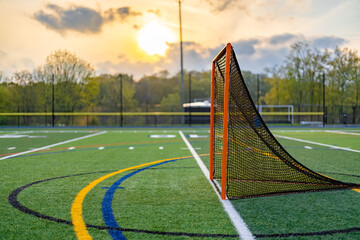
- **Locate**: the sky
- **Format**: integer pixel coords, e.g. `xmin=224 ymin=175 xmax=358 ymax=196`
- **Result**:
xmin=0 ymin=0 xmax=359 ymax=80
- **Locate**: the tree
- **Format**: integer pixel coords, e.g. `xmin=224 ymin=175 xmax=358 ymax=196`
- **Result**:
xmin=184 ymin=70 xmax=211 ymax=103
xmin=0 ymin=82 xmax=11 ymax=111
xmin=263 ymin=66 xmax=295 ymax=105
xmin=160 ymin=93 xmax=180 ymax=112
xmin=241 ymin=71 xmax=270 ymax=105
xmin=9 ymin=70 xmax=45 ymax=112
xmin=96 ymin=74 xmax=138 ymax=112
xmin=265 ymin=41 xmax=360 ymax=123
xmin=284 ymin=42 xmax=329 ymax=112
xmin=43 ymin=50 xmax=94 ymax=84
xmin=42 ymin=50 xmax=94 ymax=112
xmin=6 ymin=70 xmax=46 ymax=124
xmin=329 ymin=47 xmax=360 ymax=122
xmin=135 ymin=70 xmax=180 ymax=111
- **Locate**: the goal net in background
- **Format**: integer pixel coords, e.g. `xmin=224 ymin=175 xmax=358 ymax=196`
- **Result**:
xmin=209 ymin=43 xmax=359 ymax=200
xmin=258 ymin=105 xmax=294 ymax=125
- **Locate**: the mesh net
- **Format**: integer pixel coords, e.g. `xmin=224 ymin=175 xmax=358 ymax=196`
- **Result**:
xmin=212 ymin=53 xmax=226 ymax=179
xmin=212 ymin=45 xmax=359 ymax=199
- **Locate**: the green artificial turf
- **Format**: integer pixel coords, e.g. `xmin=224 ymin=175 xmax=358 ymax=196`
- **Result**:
xmin=1 ymin=127 xmax=359 ymax=239
xmin=0 ymin=128 xmax=237 ymax=240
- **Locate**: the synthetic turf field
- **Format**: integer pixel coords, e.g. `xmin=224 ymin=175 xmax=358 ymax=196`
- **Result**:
xmin=0 ymin=127 xmax=359 ymax=239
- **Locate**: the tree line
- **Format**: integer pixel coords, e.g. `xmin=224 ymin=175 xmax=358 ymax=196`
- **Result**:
xmin=263 ymin=42 xmax=359 ymax=124
xmin=0 ymin=41 xmax=359 ymax=125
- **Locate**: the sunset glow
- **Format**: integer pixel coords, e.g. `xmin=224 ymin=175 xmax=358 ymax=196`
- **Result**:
xmin=137 ymin=21 xmax=176 ymax=56
xmin=0 ymin=0 xmax=359 ymax=79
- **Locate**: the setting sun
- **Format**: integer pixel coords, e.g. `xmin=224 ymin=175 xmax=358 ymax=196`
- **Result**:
xmin=137 ymin=21 xmax=176 ymax=56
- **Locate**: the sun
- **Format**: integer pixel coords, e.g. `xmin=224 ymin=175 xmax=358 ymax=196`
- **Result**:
xmin=137 ymin=21 xmax=176 ymax=56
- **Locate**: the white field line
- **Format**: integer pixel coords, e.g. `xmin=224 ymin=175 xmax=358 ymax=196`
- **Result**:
xmin=0 ymin=131 xmax=107 ymax=161
xmin=11 ymin=130 xmax=96 ymax=134
xmin=179 ymin=131 xmax=254 ymax=240
xmin=274 ymin=134 xmax=360 ymax=153
xmin=114 ymin=129 xmax=209 ymax=133
xmin=275 ymin=134 xmax=360 ymax=194
xmin=324 ymin=130 xmax=360 ymax=136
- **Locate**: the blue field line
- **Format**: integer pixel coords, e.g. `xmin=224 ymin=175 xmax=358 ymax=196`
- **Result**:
xmin=101 ymin=158 xmax=186 ymax=240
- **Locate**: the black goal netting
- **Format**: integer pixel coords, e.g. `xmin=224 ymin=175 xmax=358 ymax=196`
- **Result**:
xmin=211 ymin=44 xmax=359 ymax=199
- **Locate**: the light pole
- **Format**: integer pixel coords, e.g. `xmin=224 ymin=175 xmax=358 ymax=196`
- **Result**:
xmin=119 ymin=74 xmax=123 ymax=127
xmin=52 ymin=74 xmax=55 ymax=127
xmin=177 ymin=0 xmax=184 ymax=124
xmin=188 ymin=71 xmax=193 ymax=127
xmin=323 ymin=73 xmax=326 ymax=127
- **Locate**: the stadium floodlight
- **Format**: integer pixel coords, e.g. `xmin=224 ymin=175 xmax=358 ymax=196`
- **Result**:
xmin=210 ymin=43 xmax=359 ymax=200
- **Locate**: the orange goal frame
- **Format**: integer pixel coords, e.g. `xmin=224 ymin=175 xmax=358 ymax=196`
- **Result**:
xmin=209 ymin=43 xmax=232 ymax=200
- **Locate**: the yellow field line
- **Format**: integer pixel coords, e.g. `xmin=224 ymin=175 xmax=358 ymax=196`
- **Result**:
xmin=0 ymin=112 xmax=209 ymax=116
xmin=217 ymin=134 xmax=360 ymax=194
xmin=0 ymin=111 xmax=323 ymax=116
xmin=353 ymin=188 xmax=360 ymax=194
xmin=71 ymin=156 xmax=193 ymax=240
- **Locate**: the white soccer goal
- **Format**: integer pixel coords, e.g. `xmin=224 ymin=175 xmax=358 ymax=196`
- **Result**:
xmin=257 ymin=105 xmax=294 ymax=125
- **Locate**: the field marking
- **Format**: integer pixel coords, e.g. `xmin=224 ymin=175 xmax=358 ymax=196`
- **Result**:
xmin=101 ymin=159 xmax=180 ymax=239
xmin=353 ymin=189 xmax=360 ymax=193
xmin=179 ymin=131 xmax=254 ymax=240
xmin=0 ymin=139 xmax=184 ymax=158
xmin=71 ymin=156 xmax=193 ymax=240
xmin=112 ymin=130 xmax=209 ymax=133
xmin=3 ymin=130 xmax=98 ymax=134
xmin=274 ymin=134 xmax=360 ymax=153
xmin=188 ymin=134 xmax=208 ymax=138
xmin=275 ymin=134 xmax=360 ymax=194
xmin=0 ymin=131 xmax=107 ymax=161
xmin=148 ymin=134 xmax=176 ymax=138
xmin=325 ymin=130 xmax=360 ymax=136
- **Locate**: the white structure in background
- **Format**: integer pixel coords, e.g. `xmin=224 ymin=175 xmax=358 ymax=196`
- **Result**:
xmin=183 ymin=99 xmax=211 ymax=108
xmin=257 ymin=105 xmax=294 ymax=126
xmin=182 ymin=101 xmax=295 ymax=125
xmin=183 ymin=99 xmax=211 ymax=125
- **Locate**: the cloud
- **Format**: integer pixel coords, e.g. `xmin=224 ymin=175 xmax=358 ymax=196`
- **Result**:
xmin=0 ymin=50 xmax=7 ymax=58
xmin=105 ymin=7 xmax=142 ymax=21
xmin=203 ymin=0 xmax=245 ymax=12
xmin=311 ymin=36 xmax=347 ymax=49
xmin=147 ymin=9 xmax=161 ymax=16
xmin=0 ymin=53 xmax=36 ymax=79
xmin=95 ymin=33 xmax=348 ymax=79
xmin=232 ymin=39 xmax=260 ymax=55
xmin=269 ymin=33 xmax=297 ymax=45
xmin=34 ymin=4 xmax=141 ymax=34
xmin=34 ymin=4 xmax=103 ymax=34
